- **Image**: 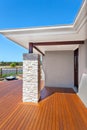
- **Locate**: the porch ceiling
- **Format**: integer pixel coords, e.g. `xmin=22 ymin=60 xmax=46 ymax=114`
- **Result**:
xmin=0 ymin=0 xmax=87 ymax=54
xmin=35 ymin=45 xmax=79 ymax=53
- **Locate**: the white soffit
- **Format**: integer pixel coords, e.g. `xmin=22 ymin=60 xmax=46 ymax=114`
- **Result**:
xmin=0 ymin=0 xmax=87 ymax=52
xmin=37 ymin=45 xmax=79 ymax=53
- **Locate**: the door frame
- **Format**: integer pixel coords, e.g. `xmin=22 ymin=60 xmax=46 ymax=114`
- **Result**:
xmin=74 ymin=49 xmax=79 ymax=89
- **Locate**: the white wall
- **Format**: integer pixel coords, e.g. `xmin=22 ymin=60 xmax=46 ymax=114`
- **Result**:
xmin=79 ymin=40 xmax=87 ymax=82
xmin=42 ymin=51 xmax=74 ymax=88
xmin=78 ymin=40 xmax=87 ymax=107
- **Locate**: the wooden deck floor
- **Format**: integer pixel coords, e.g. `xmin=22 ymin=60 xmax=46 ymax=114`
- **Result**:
xmin=0 ymin=80 xmax=87 ymax=130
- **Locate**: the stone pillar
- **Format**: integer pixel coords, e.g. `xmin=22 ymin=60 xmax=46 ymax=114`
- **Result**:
xmin=23 ymin=54 xmax=41 ymax=103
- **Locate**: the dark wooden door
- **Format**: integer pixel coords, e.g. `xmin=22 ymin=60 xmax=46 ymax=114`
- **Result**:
xmin=74 ymin=49 xmax=78 ymax=88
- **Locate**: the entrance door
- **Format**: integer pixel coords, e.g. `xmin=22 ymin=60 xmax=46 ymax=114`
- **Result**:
xmin=74 ymin=49 xmax=78 ymax=89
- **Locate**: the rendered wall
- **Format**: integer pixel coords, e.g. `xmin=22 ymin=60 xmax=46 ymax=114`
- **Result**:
xmin=79 ymin=40 xmax=87 ymax=82
xmin=78 ymin=40 xmax=87 ymax=107
xmin=42 ymin=51 xmax=74 ymax=88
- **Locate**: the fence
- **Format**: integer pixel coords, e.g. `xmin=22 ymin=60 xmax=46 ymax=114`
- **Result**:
xmin=0 ymin=67 xmax=23 ymax=77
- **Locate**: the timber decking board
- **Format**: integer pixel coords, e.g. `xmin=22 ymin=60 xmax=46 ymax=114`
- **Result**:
xmin=0 ymin=80 xmax=87 ymax=130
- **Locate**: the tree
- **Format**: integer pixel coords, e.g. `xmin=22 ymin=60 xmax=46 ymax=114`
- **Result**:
xmin=10 ymin=62 xmax=16 ymax=68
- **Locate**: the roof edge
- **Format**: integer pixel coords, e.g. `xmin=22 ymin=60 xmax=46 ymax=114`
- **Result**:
xmin=0 ymin=0 xmax=86 ymax=36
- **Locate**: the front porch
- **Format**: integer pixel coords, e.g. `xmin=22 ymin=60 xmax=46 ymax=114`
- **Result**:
xmin=0 ymin=80 xmax=87 ymax=130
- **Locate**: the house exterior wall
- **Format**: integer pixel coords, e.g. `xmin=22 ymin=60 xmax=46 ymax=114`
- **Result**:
xmin=79 ymin=40 xmax=87 ymax=82
xmin=78 ymin=40 xmax=87 ymax=107
xmin=42 ymin=51 xmax=74 ymax=88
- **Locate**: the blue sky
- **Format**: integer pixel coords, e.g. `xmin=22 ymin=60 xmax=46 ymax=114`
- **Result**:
xmin=0 ymin=0 xmax=83 ymax=61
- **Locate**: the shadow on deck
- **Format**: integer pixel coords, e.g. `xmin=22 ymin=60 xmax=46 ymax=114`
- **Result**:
xmin=40 ymin=87 xmax=75 ymax=101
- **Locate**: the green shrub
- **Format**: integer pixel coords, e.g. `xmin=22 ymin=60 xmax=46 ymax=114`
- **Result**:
xmin=10 ymin=63 xmax=16 ymax=68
